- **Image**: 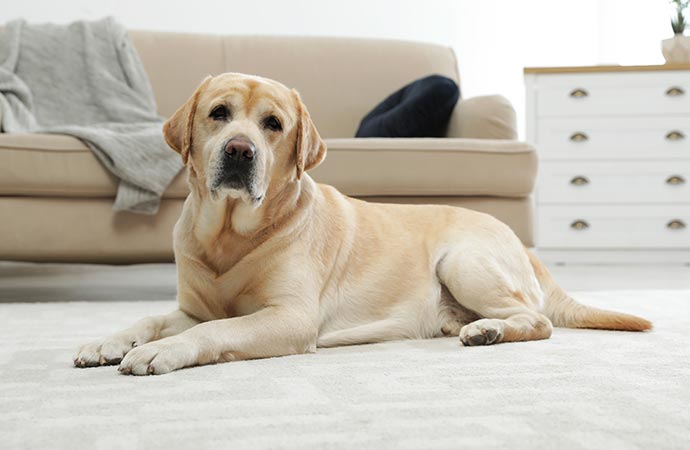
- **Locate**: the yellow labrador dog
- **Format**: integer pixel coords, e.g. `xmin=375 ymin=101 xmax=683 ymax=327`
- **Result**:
xmin=74 ymin=73 xmax=651 ymax=375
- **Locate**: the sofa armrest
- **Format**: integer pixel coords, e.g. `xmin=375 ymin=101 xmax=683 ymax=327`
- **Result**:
xmin=446 ymin=95 xmax=517 ymax=140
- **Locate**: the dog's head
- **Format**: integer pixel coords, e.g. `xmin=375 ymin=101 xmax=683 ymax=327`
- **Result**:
xmin=163 ymin=73 xmax=326 ymax=205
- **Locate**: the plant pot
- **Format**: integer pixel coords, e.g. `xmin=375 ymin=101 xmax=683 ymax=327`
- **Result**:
xmin=662 ymin=35 xmax=690 ymax=63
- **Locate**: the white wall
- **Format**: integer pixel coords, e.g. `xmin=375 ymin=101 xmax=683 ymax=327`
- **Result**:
xmin=0 ymin=0 xmax=458 ymax=43
xmin=0 ymin=0 xmax=674 ymax=137
xmin=453 ymin=0 xmax=671 ymax=137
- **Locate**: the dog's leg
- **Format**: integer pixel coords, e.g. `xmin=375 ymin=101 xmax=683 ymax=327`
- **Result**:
xmin=437 ymin=248 xmax=553 ymax=346
xmin=317 ymin=318 xmax=412 ymax=347
xmin=118 ymin=307 xmax=317 ymax=375
xmin=74 ymin=310 xmax=200 ymax=367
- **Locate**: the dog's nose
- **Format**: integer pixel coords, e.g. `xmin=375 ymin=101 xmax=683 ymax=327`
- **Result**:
xmin=224 ymin=137 xmax=255 ymax=162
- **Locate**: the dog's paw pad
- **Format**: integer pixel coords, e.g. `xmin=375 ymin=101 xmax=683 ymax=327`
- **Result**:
xmin=459 ymin=319 xmax=504 ymax=346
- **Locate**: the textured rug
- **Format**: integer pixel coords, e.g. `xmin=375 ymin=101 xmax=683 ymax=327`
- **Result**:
xmin=0 ymin=291 xmax=688 ymax=450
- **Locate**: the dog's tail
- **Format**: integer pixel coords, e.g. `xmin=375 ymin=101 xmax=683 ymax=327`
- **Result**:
xmin=526 ymin=251 xmax=652 ymax=331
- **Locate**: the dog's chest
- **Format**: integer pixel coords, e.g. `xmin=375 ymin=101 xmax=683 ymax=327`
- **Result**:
xmin=179 ymin=267 xmax=264 ymax=321
xmin=178 ymin=244 xmax=268 ymax=322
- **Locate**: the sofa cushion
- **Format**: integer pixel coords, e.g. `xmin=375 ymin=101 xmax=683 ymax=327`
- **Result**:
xmin=355 ymin=75 xmax=459 ymax=138
xmin=0 ymin=134 xmax=536 ymax=199
xmin=312 ymin=138 xmax=537 ymax=197
xmin=0 ymin=133 xmax=188 ymax=198
xmin=130 ymin=33 xmax=461 ymax=139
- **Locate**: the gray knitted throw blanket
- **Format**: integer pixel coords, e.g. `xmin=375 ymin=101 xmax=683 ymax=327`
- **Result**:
xmin=0 ymin=18 xmax=182 ymax=214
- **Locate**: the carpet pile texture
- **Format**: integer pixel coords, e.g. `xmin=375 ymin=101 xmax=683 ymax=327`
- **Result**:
xmin=0 ymin=291 xmax=688 ymax=450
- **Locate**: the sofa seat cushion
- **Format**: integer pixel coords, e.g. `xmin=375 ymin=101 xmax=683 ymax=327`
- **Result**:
xmin=0 ymin=134 xmax=536 ymax=199
xmin=312 ymin=138 xmax=537 ymax=197
xmin=0 ymin=133 xmax=188 ymax=198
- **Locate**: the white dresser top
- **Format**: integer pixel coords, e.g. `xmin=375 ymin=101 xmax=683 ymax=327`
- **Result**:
xmin=524 ymin=64 xmax=690 ymax=74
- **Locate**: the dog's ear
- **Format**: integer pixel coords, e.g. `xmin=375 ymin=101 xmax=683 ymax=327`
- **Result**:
xmin=163 ymin=76 xmax=212 ymax=164
xmin=292 ymin=90 xmax=327 ymax=180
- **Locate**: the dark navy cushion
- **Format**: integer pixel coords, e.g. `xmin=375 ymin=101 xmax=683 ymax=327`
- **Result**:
xmin=355 ymin=75 xmax=460 ymax=138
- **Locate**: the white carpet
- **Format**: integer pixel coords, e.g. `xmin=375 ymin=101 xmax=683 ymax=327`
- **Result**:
xmin=0 ymin=291 xmax=688 ymax=450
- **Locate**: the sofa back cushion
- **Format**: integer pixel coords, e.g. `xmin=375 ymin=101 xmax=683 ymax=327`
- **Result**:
xmin=129 ymin=31 xmax=459 ymax=138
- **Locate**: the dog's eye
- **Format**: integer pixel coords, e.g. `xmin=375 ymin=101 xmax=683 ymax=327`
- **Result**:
xmin=210 ymin=105 xmax=228 ymax=121
xmin=263 ymin=115 xmax=282 ymax=132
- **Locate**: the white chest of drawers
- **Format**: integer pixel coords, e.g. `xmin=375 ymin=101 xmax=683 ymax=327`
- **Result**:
xmin=525 ymin=65 xmax=690 ymax=264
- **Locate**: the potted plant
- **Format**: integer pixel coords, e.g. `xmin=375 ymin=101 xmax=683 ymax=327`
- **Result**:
xmin=663 ymin=0 xmax=690 ymax=63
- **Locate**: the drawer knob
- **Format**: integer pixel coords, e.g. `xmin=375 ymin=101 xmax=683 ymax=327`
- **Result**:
xmin=570 ymin=220 xmax=590 ymax=230
xmin=666 ymin=86 xmax=685 ymax=97
xmin=569 ymin=88 xmax=589 ymax=98
xmin=667 ymin=219 xmax=686 ymax=230
xmin=666 ymin=175 xmax=686 ymax=185
xmin=570 ymin=176 xmax=590 ymax=186
xmin=666 ymin=130 xmax=685 ymax=141
xmin=569 ymin=132 xmax=589 ymax=142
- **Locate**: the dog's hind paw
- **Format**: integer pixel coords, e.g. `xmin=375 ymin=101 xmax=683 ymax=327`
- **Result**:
xmin=459 ymin=319 xmax=504 ymax=346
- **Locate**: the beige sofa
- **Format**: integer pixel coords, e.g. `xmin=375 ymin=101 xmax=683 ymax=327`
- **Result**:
xmin=0 ymin=32 xmax=536 ymax=263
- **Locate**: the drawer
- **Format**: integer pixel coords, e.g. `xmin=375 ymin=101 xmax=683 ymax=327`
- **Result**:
xmin=536 ymin=72 xmax=690 ymax=117
xmin=536 ymin=117 xmax=690 ymax=160
xmin=537 ymin=205 xmax=690 ymax=249
xmin=538 ymin=161 xmax=690 ymax=204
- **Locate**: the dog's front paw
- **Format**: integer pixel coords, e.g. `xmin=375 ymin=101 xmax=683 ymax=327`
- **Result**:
xmin=459 ymin=319 xmax=504 ymax=346
xmin=74 ymin=335 xmax=137 ymax=368
xmin=118 ymin=336 xmax=199 ymax=376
